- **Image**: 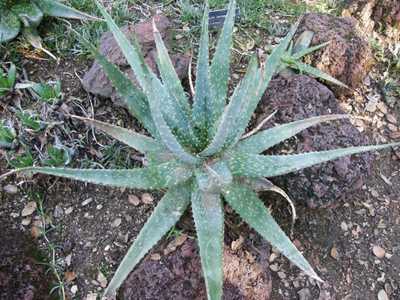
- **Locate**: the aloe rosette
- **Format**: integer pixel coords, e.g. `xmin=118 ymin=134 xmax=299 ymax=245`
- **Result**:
xmin=2 ymin=1 xmax=399 ymax=299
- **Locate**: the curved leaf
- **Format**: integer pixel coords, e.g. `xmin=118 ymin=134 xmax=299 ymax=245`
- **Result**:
xmin=229 ymin=142 xmax=400 ymax=178
xmin=208 ymin=0 xmax=236 ymax=131
xmin=104 ymin=183 xmax=192 ymax=298
xmin=201 ymin=55 xmax=260 ymax=156
xmin=0 ymin=10 xmax=21 ymax=43
xmin=18 ymin=161 xmax=194 ymax=189
xmin=71 ymin=116 xmax=164 ymax=154
xmin=191 ymin=185 xmax=224 ymax=300
xmin=35 ymin=0 xmax=100 ymax=21
xmin=153 ymin=22 xmax=190 ymax=115
xmin=223 ymin=184 xmax=321 ymax=281
xmin=236 ymin=115 xmax=349 ymax=154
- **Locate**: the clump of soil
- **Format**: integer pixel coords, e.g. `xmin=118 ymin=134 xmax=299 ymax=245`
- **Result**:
xmin=120 ymin=239 xmax=272 ymax=300
xmin=258 ymin=74 xmax=374 ymax=208
xmin=296 ymin=13 xmax=374 ymax=97
xmin=82 ymin=14 xmax=190 ymax=106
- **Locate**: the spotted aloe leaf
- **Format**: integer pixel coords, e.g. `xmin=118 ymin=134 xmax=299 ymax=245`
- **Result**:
xmin=201 ymin=55 xmax=261 ymax=156
xmin=208 ymin=0 xmax=236 ymax=133
xmin=18 ymin=161 xmax=193 ymax=189
xmin=191 ymin=185 xmax=224 ymax=300
xmin=236 ymin=114 xmax=349 ymax=154
xmin=70 ymin=116 xmax=164 ymax=154
xmin=0 ymin=9 xmax=21 ymax=42
xmin=228 ymin=142 xmax=400 ymax=178
xmin=192 ymin=2 xmax=210 ymax=141
xmin=95 ymin=0 xmax=199 ymax=155
xmin=35 ymin=0 xmax=101 ymax=20
xmin=223 ymin=184 xmax=321 ymax=281
xmin=10 ymin=2 xmax=43 ymax=28
xmin=104 ymin=183 xmax=192 ymax=297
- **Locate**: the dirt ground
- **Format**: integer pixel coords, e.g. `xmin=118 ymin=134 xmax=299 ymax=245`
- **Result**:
xmin=1 ymin=2 xmax=400 ymax=300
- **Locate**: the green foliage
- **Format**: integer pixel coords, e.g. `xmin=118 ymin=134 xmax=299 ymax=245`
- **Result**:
xmin=0 ymin=64 xmax=16 ymax=96
xmin=0 ymin=121 xmax=16 ymax=148
xmin=16 ymin=111 xmax=42 ymax=131
xmin=43 ymin=145 xmax=69 ymax=167
xmin=0 ymin=0 xmax=98 ymax=56
xmin=31 ymin=80 xmax=61 ymax=103
xmin=4 ymin=1 xmax=399 ymax=299
xmin=8 ymin=151 xmax=34 ymax=168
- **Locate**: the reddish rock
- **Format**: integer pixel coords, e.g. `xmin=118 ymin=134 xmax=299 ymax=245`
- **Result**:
xmin=120 ymin=239 xmax=272 ymax=300
xmin=257 ymin=74 xmax=374 ymax=208
xmin=296 ymin=13 xmax=374 ymax=97
xmin=82 ymin=15 xmax=190 ymax=106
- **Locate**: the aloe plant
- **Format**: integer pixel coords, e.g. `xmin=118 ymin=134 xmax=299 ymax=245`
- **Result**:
xmin=0 ymin=0 xmax=99 ymax=57
xmin=2 ymin=1 xmax=399 ymax=299
xmin=0 ymin=63 xmax=16 ymax=96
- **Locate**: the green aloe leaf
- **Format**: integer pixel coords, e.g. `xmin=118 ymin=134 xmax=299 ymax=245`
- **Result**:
xmin=11 ymin=2 xmax=43 ymax=28
xmin=18 ymin=161 xmax=194 ymax=189
xmin=153 ymin=22 xmax=190 ymax=115
xmin=208 ymin=0 xmax=236 ymax=132
xmin=192 ymin=2 xmax=210 ymax=141
xmin=95 ymin=0 xmax=198 ymax=155
xmin=191 ymin=185 xmax=224 ymax=300
xmin=35 ymin=0 xmax=100 ymax=21
xmin=236 ymin=114 xmax=349 ymax=154
xmin=287 ymin=61 xmax=348 ymax=88
xmin=202 ymin=55 xmax=260 ymax=156
xmin=291 ymin=41 xmax=330 ymax=60
xmin=70 ymin=116 xmax=165 ymax=154
xmin=0 ymin=10 xmax=21 ymax=43
xmin=73 ymin=30 xmax=157 ymax=136
xmin=229 ymin=142 xmax=400 ymax=178
xmin=223 ymin=184 xmax=321 ymax=281
xmin=103 ymin=183 xmax=192 ymax=298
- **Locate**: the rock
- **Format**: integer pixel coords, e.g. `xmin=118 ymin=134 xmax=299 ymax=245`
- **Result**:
xmin=121 ymin=239 xmax=272 ymax=299
xmin=377 ymin=289 xmax=389 ymax=300
xmin=343 ymin=0 xmax=400 ymax=30
xmin=3 ymin=184 xmax=18 ymax=194
xmin=71 ymin=285 xmax=78 ymax=294
xmin=128 ymin=194 xmax=140 ymax=206
xmin=81 ymin=198 xmax=93 ymax=207
xmin=97 ymin=271 xmax=108 ymax=288
xmin=111 ymin=218 xmax=122 ymax=228
xmin=82 ymin=15 xmax=190 ymax=107
xmin=21 ymin=202 xmax=37 ymax=217
xmin=298 ymin=288 xmax=312 ymax=300
xmin=258 ymin=74 xmax=373 ymax=208
xmin=373 ymin=245 xmax=386 ymax=258
xmin=141 ymin=193 xmax=153 ymax=204
xmin=53 ymin=205 xmax=63 ymax=218
xmin=296 ymin=13 xmax=374 ymax=97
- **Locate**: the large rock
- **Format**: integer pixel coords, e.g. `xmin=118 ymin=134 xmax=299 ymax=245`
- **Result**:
xmin=120 ymin=239 xmax=272 ymax=300
xmin=82 ymin=15 xmax=190 ymax=106
xmin=296 ymin=13 xmax=374 ymax=97
xmin=257 ymin=74 xmax=374 ymax=208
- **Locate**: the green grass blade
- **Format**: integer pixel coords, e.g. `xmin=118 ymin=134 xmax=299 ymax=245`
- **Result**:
xmin=208 ymin=0 xmax=236 ymax=131
xmin=0 ymin=9 xmax=21 ymax=43
xmin=223 ymin=184 xmax=321 ymax=281
xmin=236 ymin=115 xmax=349 ymax=154
xmin=201 ymin=55 xmax=260 ymax=156
xmin=289 ymin=61 xmax=348 ymax=88
xmin=191 ymin=185 xmax=224 ymax=300
xmin=192 ymin=2 xmax=210 ymax=139
xmin=34 ymin=0 xmax=100 ymax=21
xmin=229 ymin=142 xmax=400 ymax=178
xmin=7 ymin=64 xmax=16 ymax=87
xmin=73 ymin=30 xmax=157 ymax=136
xmin=70 ymin=116 xmax=164 ymax=154
xmin=103 ymin=183 xmax=192 ymax=298
xmin=153 ymin=22 xmax=190 ymax=115
xmin=17 ymin=161 xmax=194 ymax=189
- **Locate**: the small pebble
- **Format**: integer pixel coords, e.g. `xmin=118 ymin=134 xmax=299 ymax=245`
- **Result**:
xmin=330 ymin=246 xmax=339 ymax=259
xmin=340 ymin=221 xmax=348 ymax=231
xmin=21 ymin=201 xmax=37 ymax=217
xmin=373 ymin=245 xmax=386 ymax=258
xmin=85 ymin=293 xmax=98 ymax=300
xmin=96 ymin=204 xmax=103 ymax=210
xmin=65 ymin=207 xmax=74 ymax=214
xmin=277 ymin=271 xmax=286 ymax=279
xmin=4 ymin=184 xmax=18 ymax=194
xmin=386 ymin=114 xmax=397 ymax=124
xmin=269 ymin=264 xmax=279 ymax=272
xmin=150 ymin=253 xmax=161 ymax=261
xmin=141 ymin=193 xmax=153 ymax=204
xmin=128 ymin=195 xmax=140 ymax=206
xmin=111 ymin=218 xmax=122 ymax=228
xmin=71 ymin=285 xmax=78 ymax=294
xmin=53 ymin=205 xmax=64 ymax=218
xmin=81 ymin=198 xmax=93 ymax=206
xmin=21 ymin=218 xmax=31 ymax=226
xmin=377 ymin=289 xmax=389 ymax=300
xmin=97 ymin=272 xmax=107 ymax=288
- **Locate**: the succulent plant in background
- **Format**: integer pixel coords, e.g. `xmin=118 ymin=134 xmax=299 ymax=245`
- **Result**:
xmin=0 ymin=63 xmax=16 ymax=96
xmin=1 ymin=0 xmax=399 ymax=299
xmin=0 ymin=0 xmax=99 ymax=57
